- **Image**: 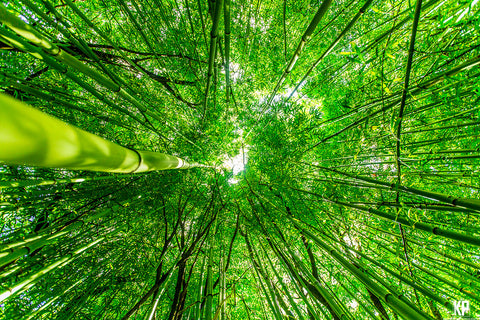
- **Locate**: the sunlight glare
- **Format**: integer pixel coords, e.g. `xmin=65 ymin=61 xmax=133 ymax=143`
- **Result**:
xmin=222 ymin=147 xmax=249 ymax=184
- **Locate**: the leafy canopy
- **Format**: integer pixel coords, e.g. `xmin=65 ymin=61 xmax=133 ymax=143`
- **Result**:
xmin=1 ymin=0 xmax=480 ymax=319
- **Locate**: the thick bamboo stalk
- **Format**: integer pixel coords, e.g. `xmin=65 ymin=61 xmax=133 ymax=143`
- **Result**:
xmin=0 ymin=94 xmax=205 ymax=172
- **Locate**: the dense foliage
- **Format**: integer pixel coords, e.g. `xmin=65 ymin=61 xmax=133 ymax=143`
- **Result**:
xmin=1 ymin=0 xmax=479 ymax=319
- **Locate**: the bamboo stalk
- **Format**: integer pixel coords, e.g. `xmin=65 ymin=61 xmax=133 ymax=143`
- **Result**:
xmin=287 ymin=0 xmax=375 ymax=101
xmin=0 ymin=5 xmax=201 ymax=148
xmin=303 ymin=164 xmax=480 ymax=212
xmin=204 ymin=0 xmax=224 ymax=118
xmin=25 ymin=279 xmax=82 ymax=320
xmin=262 ymin=246 xmax=307 ymax=320
xmin=37 ymin=0 xmax=127 ymax=90
xmin=288 ymin=184 xmax=480 ymax=246
xmin=224 ymin=0 xmax=231 ymax=103
xmin=0 ymin=236 xmax=104 ymax=302
xmin=205 ymin=241 xmax=214 ymax=320
xmin=0 ymin=173 xmax=133 ymax=189
xmin=267 ymin=0 xmax=333 ymax=104
xmin=395 ymin=0 xmax=423 ymax=196
xmin=292 ymin=221 xmax=433 ymax=320
xmin=0 ymin=27 xmax=158 ymax=134
xmin=304 ymin=54 xmax=480 ymax=151
xmin=323 ymin=230 xmax=452 ymax=309
xmin=0 ymin=94 xmax=207 ymax=173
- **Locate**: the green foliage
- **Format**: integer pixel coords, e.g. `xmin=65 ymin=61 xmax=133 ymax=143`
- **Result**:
xmin=1 ymin=0 xmax=480 ymax=319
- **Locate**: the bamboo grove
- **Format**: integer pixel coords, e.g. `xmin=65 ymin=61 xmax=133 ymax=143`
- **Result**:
xmin=0 ymin=0 xmax=479 ymax=318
